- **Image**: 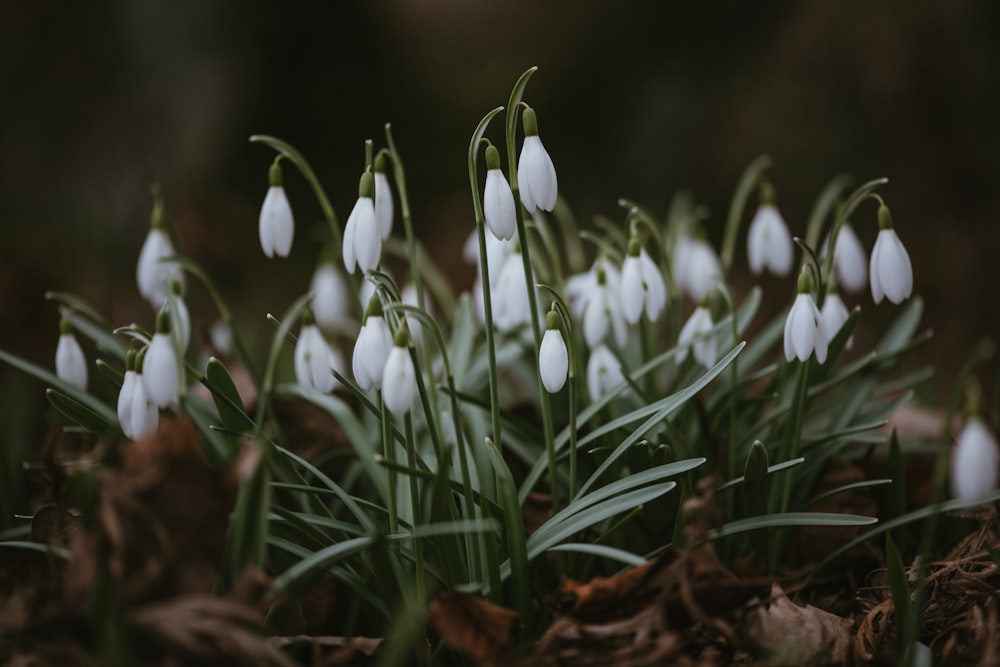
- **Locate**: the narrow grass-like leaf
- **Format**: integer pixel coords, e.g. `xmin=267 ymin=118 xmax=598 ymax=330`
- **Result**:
xmin=205 ymin=357 xmax=253 ymax=433
xmin=270 ymin=535 xmax=377 ymax=595
xmin=0 ymin=540 xmax=72 ymax=560
xmin=95 ymin=359 xmax=124 ymax=388
xmin=708 ymin=512 xmax=877 ymax=540
xmin=547 ymin=543 xmax=646 ymax=568
xmin=802 ymin=479 xmax=892 ymax=509
xmin=46 ymin=389 xmax=122 ymax=440
xmin=716 ymin=458 xmax=806 ymax=492
xmin=485 ymin=439 xmax=529 ymax=620
xmin=577 ymin=343 xmax=744 ymax=497
xmin=886 ymin=534 xmax=914 ymax=648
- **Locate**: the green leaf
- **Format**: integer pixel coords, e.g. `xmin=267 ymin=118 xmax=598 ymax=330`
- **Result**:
xmin=708 ymin=512 xmax=877 ymax=540
xmin=204 ymin=357 xmax=253 ymax=433
xmin=716 ymin=458 xmax=805 ymax=491
xmin=46 ymin=389 xmax=122 ymax=441
xmin=0 ymin=540 xmax=72 ymax=560
xmin=801 ymin=479 xmax=892 ymax=509
xmin=547 ymin=543 xmax=646 ymax=568
xmin=269 ymin=535 xmax=377 ymax=595
xmin=886 ymin=534 xmax=914 ymax=648
xmin=485 ymin=439 xmax=529 ymax=620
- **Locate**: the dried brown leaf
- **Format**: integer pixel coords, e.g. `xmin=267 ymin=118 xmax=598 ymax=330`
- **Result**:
xmin=429 ymin=591 xmax=518 ymax=665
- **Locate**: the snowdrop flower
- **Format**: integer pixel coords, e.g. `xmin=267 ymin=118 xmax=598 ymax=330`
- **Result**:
xmin=746 ymin=184 xmax=794 ymax=276
xmin=821 ymin=223 xmax=867 ymax=293
xmin=783 ymin=271 xmax=827 ymax=364
xmin=493 ymin=245 xmax=533 ymax=333
xmin=464 ymin=231 xmax=515 ymax=325
xmin=353 ymin=297 xmax=394 ymax=391
xmin=820 ymin=290 xmax=852 ymax=350
xmin=586 ymin=344 xmax=624 ymax=401
xmin=311 ymin=258 xmax=350 ymax=332
xmin=678 ymin=302 xmax=717 ymax=369
xmin=55 ymin=317 xmax=87 ymax=390
xmin=566 ymin=257 xmax=621 ymax=321
xmin=621 ymin=240 xmax=667 ymax=325
xmin=142 ymin=310 xmax=181 ymax=407
xmin=118 ymin=349 xmax=157 ymax=439
xmin=374 ymin=154 xmax=394 ymax=241
xmin=539 ymin=311 xmax=569 ymax=393
xmin=343 ymin=171 xmax=381 ymax=274
xmin=382 ymin=328 xmax=417 ymax=416
xmin=400 ymin=283 xmax=429 ymax=347
xmin=483 ymin=145 xmax=517 ymax=241
xmin=672 ymin=234 xmax=722 ymax=302
xmin=950 ymin=417 xmax=999 ymax=503
xmin=869 ymin=205 xmax=913 ymax=305
xmin=258 ymin=159 xmax=294 ymax=258
xmin=166 ymin=280 xmax=191 ymax=353
xmin=516 ymin=107 xmax=558 ymax=213
xmin=294 ymin=309 xmax=338 ymax=394
xmin=136 ymin=193 xmax=184 ymax=308
xmin=581 ymin=266 xmax=627 ymax=349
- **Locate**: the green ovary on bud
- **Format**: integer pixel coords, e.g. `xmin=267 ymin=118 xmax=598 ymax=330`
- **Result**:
xmin=522 ymin=107 xmax=539 ymax=137
xmin=626 ymin=237 xmax=641 ymax=258
xmin=363 ymin=294 xmax=384 ymax=322
xmin=796 ymin=269 xmax=812 ymax=295
xmin=545 ymin=309 xmax=561 ymax=331
xmin=154 ymin=309 xmax=172 ymax=334
xmin=485 ymin=144 xmax=502 ymax=171
xmin=268 ymin=159 xmax=284 ymax=187
xmin=877 ymin=204 xmax=893 ymax=230
xmin=358 ymin=171 xmax=375 ymax=199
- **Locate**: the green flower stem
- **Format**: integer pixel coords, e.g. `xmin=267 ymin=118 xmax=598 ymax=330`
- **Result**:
xmin=386 ymin=303 xmax=485 ymax=584
xmin=173 ymin=256 xmax=261 ymax=387
xmin=770 ymin=357 xmax=811 ymax=572
xmin=385 ymin=124 xmax=445 ymax=457
xmin=250 ymin=134 xmax=362 ymax=313
xmin=720 ymin=155 xmax=772 ymax=276
xmin=504 ymin=68 xmax=559 ymax=511
xmin=403 ymin=413 xmax=426 ymax=607
xmin=379 ymin=390 xmax=399 ymax=536
xmin=539 ymin=287 xmax=579 ymax=499
xmin=818 ymin=177 xmax=888 ymax=291
xmin=803 ymin=173 xmax=852 ymax=252
xmin=467 ymin=106 xmax=506 ymax=452
xmin=255 ymin=293 xmax=314 ymax=430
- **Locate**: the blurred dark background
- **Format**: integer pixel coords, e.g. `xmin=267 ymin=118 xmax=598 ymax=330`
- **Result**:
xmin=2 ymin=1 xmax=999 ymax=408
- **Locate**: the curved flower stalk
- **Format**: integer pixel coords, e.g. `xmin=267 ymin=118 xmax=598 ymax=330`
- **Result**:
xmin=672 ymin=234 xmax=722 ymax=302
xmin=586 ymin=344 xmax=624 ymax=401
xmin=353 ymin=296 xmax=394 ymax=391
xmin=310 ymin=255 xmax=350 ymax=332
xmin=382 ymin=328 xmax=417 ymax=415
xmin=678 ymin=301 xmax=717 ymax=369
xmin=55 ymin=317 xmax=88 ymax=390
xmin=482 ymin=145 xmax=517 ymax=241
xmin=783 ymin=270 xmax=827 ymax=363
xmin=516 ymin=107 xmax=558 ymax=213
xmin=136 ymin=189 xmax=184 ymax=308
xmin=343 ymin=171 xmax=381 ymax=274
xmin=142 ymin=310 xmax=181 ymax=407
xmin=539 ymin=310 xmax=568 ymax=393
xmin=950 ymin=417 xmax=999 ymax=503
xmin=821 ymin=222 xmax=867 ymax=293
xmin=258 ymin=158 xmax=295 ymax=258
xmin=620 ymin=239 xmax=667 ymax=325
xmin=746 ymin=182 xmax=794 ymax=277
xmin=820 ymin=289 xmax=852 ymax=349
xmin=373 ymin=153 xmax=394 ymax=241
xmin=869 ymin=204 xmax=913 ymax=305
xmin=294 ymin=309 xmax=339 ymax=394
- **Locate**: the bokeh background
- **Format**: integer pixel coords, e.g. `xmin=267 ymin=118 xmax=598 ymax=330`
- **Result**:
xmin=2 ymin=1 xmax=999 ymax=419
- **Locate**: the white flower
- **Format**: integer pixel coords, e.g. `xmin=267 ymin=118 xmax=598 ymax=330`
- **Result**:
xmin=136 ymin=227 xmax=183 ymax=308
xmin=869 ymin=208 xmax=912 ymax=304
xmin=539 ymin=323 xmax=568 ymax=393
xmin=343 ymin=172 xmax=381 ymax=274
xmin=374 ymin=158 xmax=394 ymax=241
xmin=566 ymin=257 xmax=620 ymax=320
xmin=516 ymin=108 xmax=557 ymax=213
xmin=820 ymin=292 xmax=852 ymax=350
xmin=493 ymin=250 xmax=533 ymax=333
xmin=586 ymin=344 xmax=624 ymax=401
xmin=258 ymin=175 xmax=294 ymax=259
xmin=482 ymin=145 xmax=517 ymax=241
xmin=142 ymin=328 xmax=180 ymax=407
xmin=166 ymin=280 xmax=191 ymax=353
xmin=55 ymin=327 xmax=88 ymax=391
xmin=678 ymin=305 xmax=716 ymax=369
xmin=672 ymin=235 xmax=722 ymax=302
xmin=311 ymin=262 xmax=350 ymax=332
xmin=581 ymin=268 xmax=626 ymax=349
xmin=209 ymin=320 xmax=233 ymax=355
xmin=783 ymin=279 xmax=828 ymax=364
xmin=295 ymin=322 xmax=338 ymax=393
xmin=747 ymin=203 xmax=794 ymax=276
xmin=353 ymin=312 xmax=393 ymax=391
xmin=382 ymin=342 xmax=417 ymax=415
xmin=950 ymin=417 xmax=999 ymax=503
xmin=129 ymin=371 xmax=159 ymax=439
xmin=621 ymin=246 xmax=667 ymax=325
xmin=119 ymin=353 xmax=158 ymax=440
xmin=821 ymin=223 xmax=867 ymax=293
